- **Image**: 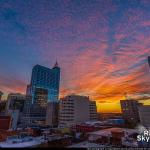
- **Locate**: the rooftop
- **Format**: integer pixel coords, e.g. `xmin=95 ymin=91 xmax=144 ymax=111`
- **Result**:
xmin=88 ymin=127 xmax=138 ymax=136
xmin=68 ymin=141 xmax=107 ymax=148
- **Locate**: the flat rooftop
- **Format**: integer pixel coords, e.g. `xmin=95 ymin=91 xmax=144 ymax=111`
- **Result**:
xmin=68 ymin=141 xmax=107 ymax=148
xmin=88 ymin=127 xmax=138 ymax=136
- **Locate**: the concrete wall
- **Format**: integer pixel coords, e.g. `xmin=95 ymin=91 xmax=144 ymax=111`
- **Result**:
xmin=138 ymin=105 xmax=150 ymax=127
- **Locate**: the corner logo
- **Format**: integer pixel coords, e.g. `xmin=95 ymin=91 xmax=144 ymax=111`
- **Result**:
xmin=136 ymin=125 xmax=150 ymax=143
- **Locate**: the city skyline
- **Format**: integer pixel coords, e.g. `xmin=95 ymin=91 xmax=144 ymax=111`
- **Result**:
xmin=0 ymin=0 xmax=150 ymax=113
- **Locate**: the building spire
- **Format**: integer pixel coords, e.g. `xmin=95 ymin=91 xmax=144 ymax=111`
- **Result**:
xmin=53 ymin=60 xmax=58 ymax=68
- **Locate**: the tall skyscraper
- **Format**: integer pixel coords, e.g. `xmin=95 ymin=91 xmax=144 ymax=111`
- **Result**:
xmin=30 ymin=62 xmax=60 ymax=103
xmin=23 ymin=62 xmax=60 ymax=126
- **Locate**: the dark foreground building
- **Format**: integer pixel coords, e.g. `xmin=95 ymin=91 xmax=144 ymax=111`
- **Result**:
xmin=148 ymin=56 xmax=150 ymax=67
xmin=120 ymin=99 xmax=142 ymax=126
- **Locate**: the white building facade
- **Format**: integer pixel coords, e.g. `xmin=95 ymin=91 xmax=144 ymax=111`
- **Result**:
xmin=59 ymin=95 xmax=98 ymax=127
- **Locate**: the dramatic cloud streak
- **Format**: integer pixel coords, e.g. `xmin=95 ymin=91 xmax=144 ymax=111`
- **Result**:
xmin=0 ymin=0 xmax=150 ymax=112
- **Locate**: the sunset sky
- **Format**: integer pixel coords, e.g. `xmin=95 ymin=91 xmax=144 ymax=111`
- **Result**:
xmin=0 ymin=0 xmax=150 ymax=113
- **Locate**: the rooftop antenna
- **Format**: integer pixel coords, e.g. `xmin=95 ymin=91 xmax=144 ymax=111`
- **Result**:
xmin=53 ymin=60 xmax=58 ymax=68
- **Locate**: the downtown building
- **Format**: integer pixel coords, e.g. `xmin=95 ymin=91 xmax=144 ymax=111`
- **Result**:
xmin=22 ymin=62 xmax=60 ymax=126
xmin=59 ymin=95 xmax=98 ymax=127
xmin=6 ymin=93 xmax=26 ymax=112
xmin=6 ymin=93 xmax=26 ymax=129
xmin=120 ymin=99 xmax=142 ymax=126
xmin=148 ymin=56 xmax=150 ymax=67
xmin=22 ymin=89 xmax=48 ymax=126
xmin=138 ymin=105 xmax=150 ymax=127
xmin=0 ymin=91 xmax=3 ymax=102
xmin=0 ymin=101 xmax=6 ymax=116
xmin=136 ymin=57 xmax=150 ymax=127
xmin=0 ymin=91 xmax=5 ymax=115
xmin=30 ymin=62 xmax=60 ymax=103
xmin=120 ymin=57 xmax=150 ymax=127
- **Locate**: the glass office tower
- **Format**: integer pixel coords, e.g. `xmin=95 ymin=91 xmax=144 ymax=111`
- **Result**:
xmin=30 ymin=62 xmax=60 ymax=103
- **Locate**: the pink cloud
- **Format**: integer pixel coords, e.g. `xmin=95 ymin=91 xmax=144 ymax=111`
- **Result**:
xmin=141 ymin=20 xmax=150 ymax=27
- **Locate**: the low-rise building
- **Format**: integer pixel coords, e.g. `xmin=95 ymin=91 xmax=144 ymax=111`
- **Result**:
xmin=0 ymin=101 xmax=7 ymax=115
xmin=88 ymin=127 xmax=138 ymax=147
xmin=0 ymin=116 xmax=12 ymax=130
xmin=45 ymin=135 xmax=72 ymax=147
xmin=6 ymin=93 xmax=26 ymax=113
xmin=0 ymin=91 xmax=3 ymax=102
xmin=6 ymin=93 xmax=26 ymax=128
xmin=68 ymin=141 xmax=105 ymax=148
xmin=71 ymin=123 xmax=97 ymax=133
xmin=138 ymin=105 xmax=150 ymax=127
xmin=59 ymin=95 xmax=98 ymax=127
